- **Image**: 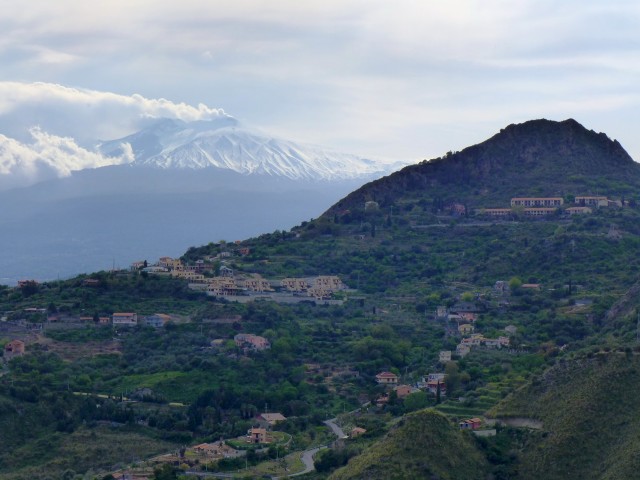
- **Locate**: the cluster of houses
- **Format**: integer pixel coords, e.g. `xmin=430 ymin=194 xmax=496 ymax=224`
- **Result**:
xmin=455 ymin=333 xmax=511 ymax=358
xmin=437 ymin=303 xmax=513 ymax=357
xmin=201 ymin=272 xmax=347 ymax=301
xmin=374 ymin=371 xmax=437 ymax=406
xmin=134 ymin=256 xmax=347 ymax=301
xmin=417 ymin=373 xmax=447 ymax=396
xmin=246 ymin=412 xmax=287 ymax=444
xmin=477 ymin=195 xmax=619 ymax=218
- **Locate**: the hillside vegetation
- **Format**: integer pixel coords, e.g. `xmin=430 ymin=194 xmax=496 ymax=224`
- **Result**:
xmin=327 ymin=118 xmax=640 ymax=216
xmin=493 ymin=352 xmax=640 ymax=480
xmin=329 ymin=410 xmax=489 ymax=480
xmin=2 ymin=118 xmax=640 ymax=478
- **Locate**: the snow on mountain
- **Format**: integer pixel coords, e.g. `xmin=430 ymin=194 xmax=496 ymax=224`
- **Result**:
xmin=98 ymin=117 xmax=402 ymax=181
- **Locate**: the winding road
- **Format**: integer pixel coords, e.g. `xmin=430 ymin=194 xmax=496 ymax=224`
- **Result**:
xmin=273 ymin=417 xmax=345 ymax=478
xmin=324 ymin=417 xmax=347 ymax=439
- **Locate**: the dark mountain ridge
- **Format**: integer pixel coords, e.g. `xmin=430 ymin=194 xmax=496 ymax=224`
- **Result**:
xmin=326 ymin=118 xmax=640 ymax=216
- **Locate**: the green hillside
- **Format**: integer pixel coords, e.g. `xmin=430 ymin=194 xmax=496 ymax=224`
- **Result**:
xmin=492 ymin=352 xmax=640 ymax=480
xmin=2 ymin=118 xmax=640 ymax=478
xmin=329 ymin=410 xmax=489 ymax=480
xmin=326 ymin=118 xmax=640 ymax=217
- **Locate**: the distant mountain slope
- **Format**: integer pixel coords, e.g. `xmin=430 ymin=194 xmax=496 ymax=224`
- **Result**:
xmin=326 ymin=118 xmax=640 ymax=215
xmin=98 ymin=118 xmax=401 ymax=181
xmin=0 ymin=115 xmax=408 ymax=284
xmin=0 ymin=166 xmax=368 ymax=285
xmin=492 ymin=352 xmax=640 ymax=480
xmin=330 ymin=410 xmax=489 ymax=480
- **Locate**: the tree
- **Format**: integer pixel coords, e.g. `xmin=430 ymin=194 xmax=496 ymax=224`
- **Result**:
xmin=405 ymin=391 xmax=431 ymax=412
xmin=508 ymin=276 xmax=523 ymax=293
xmin=153 ymin=464 xmax=178 ymax=480
xmin=19 ymin=280 xmax=39 ymax=297
xmin=444 ymin=361 xmax=460 ymax=395
xmin=460 ymin=291 xmax=474 ymax=302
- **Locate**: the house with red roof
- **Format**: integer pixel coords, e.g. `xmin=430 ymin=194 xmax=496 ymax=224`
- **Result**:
xmin=375 ymin=371 xmax=399 ymax=385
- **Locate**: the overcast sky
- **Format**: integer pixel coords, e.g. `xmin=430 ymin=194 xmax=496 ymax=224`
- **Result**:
xmin=2 ymin=0 xmax=640 ymax=163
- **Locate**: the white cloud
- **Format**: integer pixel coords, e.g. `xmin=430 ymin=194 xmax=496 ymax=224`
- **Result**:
xmin=0 ymin=127 xmax=134 ymax=190
xmin=0 ymin=82 xmax=230 ymax=144
xmin=1 ymin=1 xmax=640 ymax=161
xmin=0 ymin=81 xmax=234 ymax=189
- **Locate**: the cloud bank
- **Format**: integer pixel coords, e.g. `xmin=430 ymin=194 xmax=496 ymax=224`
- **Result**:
xmin=0 ymin=82 xmax=229 ymax=144
xmin=0 ymin=127 xmax=134 ymax=190
xmin=2 ymin=3 xmax=640 ymax=161
xmin=0 ymin=82 xmax=231 ymax=190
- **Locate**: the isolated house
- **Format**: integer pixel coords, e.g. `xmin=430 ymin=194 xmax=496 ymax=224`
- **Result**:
xmin=240 ymin=275 xmax=273 ymax=293
xmin=247 ymin=427 xmax=268 ymax=444
xmin=375 ymin=371 xmax=399 ymax=385
xmin=394 ymin=384 xmax=415 ymax=399
xmin=439 ymin=351 xmax=452 ymax=363
xmin=523 ymin=207 xmax=557 ymax=216
xmin=459 ymin=418 xmax=482 ymax=430
xmin=304 ymin=275 xmax=347 ymax=299
xmin=458 ymin=324 xmax=475 ymax=335
xmin=504 ymin=325 xmax=517 ymax=335
xmin=234 ymin=333 xmax=270 ymax=351
xmin=451 ymin=301 xmax=481 ymax=313
xmin=461 ymin=334 xmax=484 ymax=346
xmin=256 ymin=412 xmax=287 ymax=429
xmin=494 ymin=281 xmax=509 ymax=294
xmin=193 ymin=443 xmax=217 ymax=456
xmin=425 ymin=379 xmax=447 ymax=396
xmin=4 ymin=340 xmax=25 ymax=360
xmin=459 ymin=312 xmax=478 ymax=322
xmin=350 ymin=427 xmax=367 ymax=438
xmin=456 ymin=344 xmax=471 ymax=357
xmin=281 ymin=278 xmax=310 ymax=292
xmin=480 ymin=208 xmax=512 ymax=217
xmin=483 ymin=338 xmax=502 ymax=348
xmin=511 ymin=197 xmax=563 ymax=207
xmin=575 ymin=196 xmax=608 ymax=207
xmin=112 ymin=313 xmax=137 ymax=326
xmin=145 ymin=313 xmax=171 ymax=328
xmin=566 ymin=206 xmax=592 ymax=215
xmin=207 ymin=277 xmax=240 ymax=296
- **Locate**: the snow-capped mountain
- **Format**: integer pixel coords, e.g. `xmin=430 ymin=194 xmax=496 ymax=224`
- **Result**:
xmin=98 ymin=117 xmax=400 ymax=181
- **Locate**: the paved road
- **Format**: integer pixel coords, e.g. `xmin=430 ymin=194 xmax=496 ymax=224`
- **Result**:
xmin=324 ymin=417 xmax=347 ymax=439
xmin=273 ymin=418 xmax=344 ymax=478
xmin=281 ymin=446 xmax=325 ymax=478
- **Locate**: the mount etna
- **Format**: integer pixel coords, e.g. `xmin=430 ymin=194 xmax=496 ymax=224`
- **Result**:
xmin=0 ymin=117 xmax=404 ymax=284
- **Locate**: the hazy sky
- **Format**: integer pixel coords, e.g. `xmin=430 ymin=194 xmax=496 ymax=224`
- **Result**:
xmin=2 ymin=0 xmax=640 ymax=162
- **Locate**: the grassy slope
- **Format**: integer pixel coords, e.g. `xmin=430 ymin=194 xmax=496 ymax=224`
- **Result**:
xmin=493 ymin=353 xmax=640 ymax=480
xmin=0 ymin=424 xmax=177 ymax=480
xmin=329 ymin=410 xmax=489 ymax=480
